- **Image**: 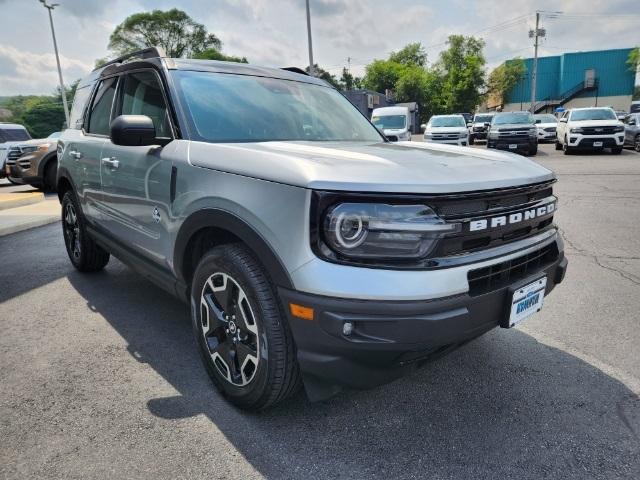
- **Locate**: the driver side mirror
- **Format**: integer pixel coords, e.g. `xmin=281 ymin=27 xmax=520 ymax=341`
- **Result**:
xmin=484 ymin=122 xmax=491 ymax=127
xmin=629 ymin=119 xmax=636 ymax=126
xmin=110 ymin=115 xmax=160 ymax=147
xmin=559 ymin=118 xmax=568 ymax=123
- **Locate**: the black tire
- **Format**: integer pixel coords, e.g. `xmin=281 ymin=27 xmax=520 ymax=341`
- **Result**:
xmin=611 ymin=146 xmax=623 ymax=155
xmin=61 ymin=190 xmax=110 ymax=272
xmin=469 ymin=135 xmax=475 ymax=145
xmin=43 ymin=158 xmax=57 ymax=192
xmin=562 ymin=136 xmax=572 ymax=155
xmin=529 ymin=145 xmax=538 ymax=156
xmin=555 ymin=139 xmax=562 ymax=150
xmin=191 ymin=244 xmax=301 ymax=410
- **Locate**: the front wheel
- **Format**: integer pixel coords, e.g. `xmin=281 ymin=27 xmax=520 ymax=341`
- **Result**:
xmin=469 ymin=135 xmax=475 ymax=145
xmin=191 ymin=244 xmax=301 ymax=410
xmin=611 ymin=146 xmax=623 ymax=155
xmin=634 ymin=135 xmax=640 ymax=153
xmin=529 ymin=144 xmax=538 ymax=156
xmin=61 ymin=190 xmax=110 ymax=272
xmin=563 ymin=137 xmax=573 ymax=155
xmin=555 ymin=139 xmax=562 ymax=150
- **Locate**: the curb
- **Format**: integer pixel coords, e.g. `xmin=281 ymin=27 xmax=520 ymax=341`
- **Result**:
xmin=0 ymin=215 xmax=59 ymax=237
xmin=0 ymin=192 xmax=44 ymax=211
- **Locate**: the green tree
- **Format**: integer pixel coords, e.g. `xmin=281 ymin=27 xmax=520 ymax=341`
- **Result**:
xmin=21 ymin=100 xmax=66 ymax=138
xmin=338 ymin=67 xmax=362 ymax=91
xmin=305 ymin=64 xmax=340 ymax=89
xmin=362 ymin=59 xmax=406 ymax=93
xmin=487 ymin=58 xmax=526 ymax=107
xmin=435 ymin=35 xmax=486 ymax=113
xmin=108 ymin=9 xmax=221 ymax=58
xmin=389 ymin=42 xmax=427 ymax=67
xmin=627 ymin=47 xmax=639 ymax=72
xmin=192 ymin=48 xmax=248 ymax=63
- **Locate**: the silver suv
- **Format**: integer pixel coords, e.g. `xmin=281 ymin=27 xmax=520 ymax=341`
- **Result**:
xmin=57 ymin=48 xmax=568 ymax=410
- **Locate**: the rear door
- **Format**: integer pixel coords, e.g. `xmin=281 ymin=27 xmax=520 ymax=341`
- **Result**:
xmin=99 ymin=69 xmax=174 ymax=264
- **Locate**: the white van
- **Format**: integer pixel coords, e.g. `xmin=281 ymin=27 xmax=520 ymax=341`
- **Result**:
xmin=371 ymin=106 xmax=412 ymax=141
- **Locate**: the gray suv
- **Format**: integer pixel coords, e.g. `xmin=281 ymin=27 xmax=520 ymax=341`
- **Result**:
xmin=57 ymin=48 xmax=568 ymax=410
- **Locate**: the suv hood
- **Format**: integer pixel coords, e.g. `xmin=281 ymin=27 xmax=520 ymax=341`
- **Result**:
xmin=536 ymin=122 xmax=557 ymax=129
xmin=426 ymin=126 xmax=467 ymax=134
xmin=568 ymin=119 xmax=622 ymax=127
xmin=189 ymin=140 xmax=554 ymax=194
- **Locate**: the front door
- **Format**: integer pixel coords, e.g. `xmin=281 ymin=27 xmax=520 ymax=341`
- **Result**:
xmin=100 ymin=70 xmax=174 ymax=265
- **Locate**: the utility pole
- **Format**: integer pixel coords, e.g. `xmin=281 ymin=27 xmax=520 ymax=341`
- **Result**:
xmin=40 ymin=0 xmax=70 ymax=127
xmin=305 ymin=0 xmax=315 ymax=77
xmin=528 ymin=12 xmax=545 ymax=114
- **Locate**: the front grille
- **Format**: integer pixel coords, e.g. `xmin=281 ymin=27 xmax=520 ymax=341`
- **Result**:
xmin=432 ymin=134 xmax=460 ymax=140
xmin=544 ymin=127 xmax=556 ymax=132
xmin=467 ymin=242 xmax=559 ymax=296
xmin=473 ymin=126 xmax=486 ymax=132
xmin=581 ymin=126 xmax=617 ymax=135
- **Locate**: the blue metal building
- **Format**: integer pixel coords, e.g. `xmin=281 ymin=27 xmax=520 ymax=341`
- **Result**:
xmin=503 ymin=48 xmax=636 ymax=113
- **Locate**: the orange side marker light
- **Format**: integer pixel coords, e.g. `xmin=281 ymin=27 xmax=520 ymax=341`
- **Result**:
xmin=289 ymin=303 xmax=314 ymax=321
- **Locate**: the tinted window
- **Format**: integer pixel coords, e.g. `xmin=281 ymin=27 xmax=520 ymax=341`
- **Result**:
xmin=430 ymin=116 xmax=466 ymax=127
xmin=69 ymin=85 xmax=92 ymax=130
xmin=474 ymin=115 xmax=493 ymax=123
xmin=493 ymin=112 xmax=533 ymax=125
xmin=534 ymin=114 xmax=557 ymax=124
xmin=87 ymin=77 xmax=117 ymax=135
xmin=570 ymin=108 xmax=616 ymax=121
xmin=0 ymin=127 xmax=31 ymax=143
xmin=172 ymin=71 xmax=382 ymax=143
xmin=372 ymin=115 xmax=406 ymax=129
xmin=120 ymin=71 xmax=171 ymax=138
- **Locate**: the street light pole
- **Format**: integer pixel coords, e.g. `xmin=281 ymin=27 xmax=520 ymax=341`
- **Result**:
xmin=40 ymin=0 xmax=70 ymax=127
xmin=529 ymin=11 xmax=541 ymax=114
xmin=305 ymin=0 xmax=315 ymax=77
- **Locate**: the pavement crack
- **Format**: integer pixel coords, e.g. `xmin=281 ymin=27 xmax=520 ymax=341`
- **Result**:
xmin=593 ymin=256 xmax=640 ymax=287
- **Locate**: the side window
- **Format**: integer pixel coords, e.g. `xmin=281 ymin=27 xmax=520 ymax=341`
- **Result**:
xmin=120 ymin=71 xmax=171 ymax=138
xmin=87 ymin=77 xmax=118 ymax=135
xmin=69 ymin=85 xmax=92 ymax=130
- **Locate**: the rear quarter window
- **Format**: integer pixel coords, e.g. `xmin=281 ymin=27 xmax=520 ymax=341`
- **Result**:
xmin=69 ymin=85 xmax=93 ymax=130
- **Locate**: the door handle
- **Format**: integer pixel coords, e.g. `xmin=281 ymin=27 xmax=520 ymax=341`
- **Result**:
xmin=101 ymin=157 xmax=120 ymax=169
xmin=69 ymin=150 xmax=83 ymax=160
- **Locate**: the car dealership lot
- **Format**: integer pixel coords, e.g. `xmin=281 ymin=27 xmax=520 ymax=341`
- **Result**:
xmin=1 ymin=143 xmax=639 ymax=479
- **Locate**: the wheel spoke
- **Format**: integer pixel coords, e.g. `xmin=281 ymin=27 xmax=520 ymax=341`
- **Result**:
xmin=235 ymin=291 xmax=258 ymax=335
xmin=201 ymin=292 xmax=228 ymax=336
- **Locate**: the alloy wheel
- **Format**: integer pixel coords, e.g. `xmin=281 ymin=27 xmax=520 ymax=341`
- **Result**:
xmin=200 ymin=272 xmax=260 ymax=387
xmin=63 ymin=203 xmax=81 ymax=260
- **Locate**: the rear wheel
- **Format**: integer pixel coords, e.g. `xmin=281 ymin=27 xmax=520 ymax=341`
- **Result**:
xmin=191 ymin=244 xmax=301 ymax=410
xmin=634 ymin=135 xmax=640 ymax=153
xmin=61 ymin=190 xmax=110 ymax=272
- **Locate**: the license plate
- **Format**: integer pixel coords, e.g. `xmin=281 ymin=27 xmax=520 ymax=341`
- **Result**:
xmin=593 ymin=141 xmax=603 ymax=147
xmin=509 ymin=144 xmax=517 ymax=149
xmin=507 ymin=277 xmax=547 ymax=327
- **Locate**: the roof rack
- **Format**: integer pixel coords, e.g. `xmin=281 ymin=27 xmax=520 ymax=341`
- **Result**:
xmin=94 ymin=46 xmax=166 ymax=71
xmin=281 ymin=67 xmax=309 ymax=76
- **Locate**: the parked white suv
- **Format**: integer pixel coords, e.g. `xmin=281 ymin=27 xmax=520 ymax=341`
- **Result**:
xmin=555 ymin=107 xmax=625 ymax=154
xmin=422 ymin=114 xmax=469 ymax=146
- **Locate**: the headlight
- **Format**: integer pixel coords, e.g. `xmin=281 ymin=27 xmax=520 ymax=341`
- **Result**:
xmin=528 ymin=128 xmax=537 ymax=136
xmin=37 ymin=143 xmax=51 ymax=152
xmin=614 ymin=126 xmax=624 ymax=132
xmin=488 ymin=130 xmax=499 ymax=138
xmin=458 ymin=132 xmax=468 ymax=139
xmin=322 ymin=203 xmax=460 ymax=260
xmin=570 ymin=127 xmax=583 ymax=134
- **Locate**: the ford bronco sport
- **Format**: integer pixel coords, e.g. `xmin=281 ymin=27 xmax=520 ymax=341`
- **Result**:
xmin=57 ymin=47 xmax=568 ymax=410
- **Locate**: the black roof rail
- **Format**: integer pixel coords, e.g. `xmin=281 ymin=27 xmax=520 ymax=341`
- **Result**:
xmin=94 ymin=46 xmax=166 ymax=71
xmin=281 ymin=67 xmax=309 ymax=76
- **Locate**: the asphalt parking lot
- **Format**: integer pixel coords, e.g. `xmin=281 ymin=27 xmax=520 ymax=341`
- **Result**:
xmin=1 ymin=143 xmax=639 ymax=480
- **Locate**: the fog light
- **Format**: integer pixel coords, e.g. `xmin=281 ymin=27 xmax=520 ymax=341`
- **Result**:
xmin=343 ymin=322 xmax=354 ymax=336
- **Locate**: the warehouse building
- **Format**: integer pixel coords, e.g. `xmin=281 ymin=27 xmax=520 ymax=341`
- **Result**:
xmin=499 ymin=48 xmax=636 ymax=113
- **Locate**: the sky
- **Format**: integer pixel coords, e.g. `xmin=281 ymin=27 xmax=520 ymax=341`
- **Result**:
xmin=0 ymin=0 xmax=638 ymax=96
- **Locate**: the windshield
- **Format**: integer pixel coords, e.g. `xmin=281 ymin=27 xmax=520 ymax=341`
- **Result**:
xmin=534 ymin=114 xmax=557 ymax=124
xmin=493 ymin=112 xmax=533 ymax=125
xmin=0 ymin=127 xmax=31 ymax=143
xmin=171 ymin=71 xmax=383 ymax=143
xmin=474 ymin=115 xmax=493 ymax=123
xmin=371 ymin=115 xmax=406 ymax=129
xmin=570 ymin=108 xmax=616 ymax=121
xmin=430 ymin=116 xmax=466 ymax=127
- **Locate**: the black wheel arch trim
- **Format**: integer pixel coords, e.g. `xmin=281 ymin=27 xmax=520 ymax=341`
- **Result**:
xmin=173 ymin=208 xmax=294 ymax=292
xmin=56 ymin=166 xmax=78 ymax=202
xmin=37 ymin=151 xmax=58 ymax=178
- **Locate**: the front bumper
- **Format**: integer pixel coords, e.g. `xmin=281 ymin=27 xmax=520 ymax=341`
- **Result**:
xmin=537 ymin=130 xmax=557 ymax=141
xmin=281 ymin=238 xmax=567 ymax=400
xmin=424 ymin=137 xmax=468 ymax=147
xmin=487 ymin=137 xmax=536 ymax=153
xmin=567 ymin=134 xmax=624 ymax=149
xmin=471 ymin=130 xmax=488 ymax=140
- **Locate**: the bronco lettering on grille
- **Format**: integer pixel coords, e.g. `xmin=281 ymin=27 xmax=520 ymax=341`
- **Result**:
xmin=469 ymin=202 xmax=555 ymax=232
